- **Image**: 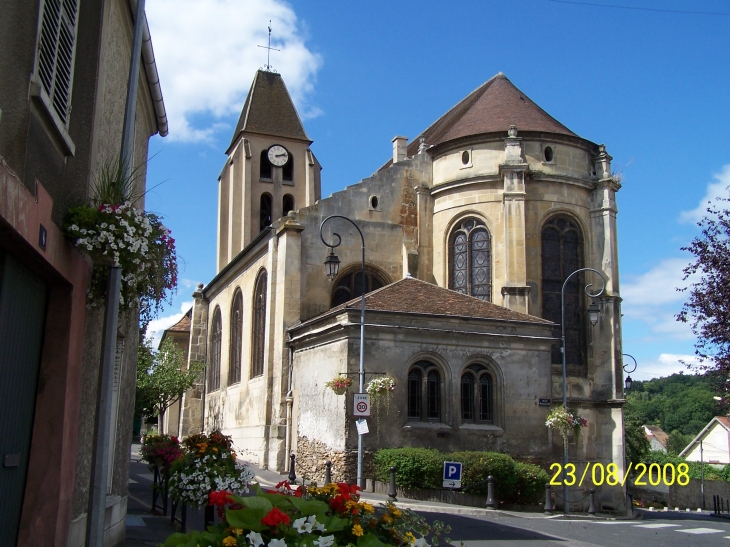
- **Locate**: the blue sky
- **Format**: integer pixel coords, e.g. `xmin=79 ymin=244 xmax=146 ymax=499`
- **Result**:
xmin=143 ymin=0 xmax=730 ymax=381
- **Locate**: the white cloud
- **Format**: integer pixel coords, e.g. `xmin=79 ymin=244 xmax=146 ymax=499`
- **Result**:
xmin=631 ymin=353 xmax=702 ymax=381
xmin=146 ymin=300 xmax=194 ymax=350
xmin=620 ymin=257 xmax=699 ymax=340
xmin=679 ymin=164 xmax=730 ymax=223
xmin=146 ymin=0 xmax=322 ymax=142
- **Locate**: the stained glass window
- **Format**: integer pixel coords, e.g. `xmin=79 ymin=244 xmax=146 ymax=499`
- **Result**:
xmin=407 ymin=362 xmax=441 ymax=422
xmin=449 ymin=218 xmax=491 ymax=301
xmin=461 ymin=365 xmax=493 ymax=424
xmin=208 ymin=308 xmax=222 ymax=391
xmin=228 ymin=290 xmax=242 ymax=385
xmin=541 ymin=216 xmax=584 ymax=366
xmin=252 ymin=271 xmax=267 ymax=378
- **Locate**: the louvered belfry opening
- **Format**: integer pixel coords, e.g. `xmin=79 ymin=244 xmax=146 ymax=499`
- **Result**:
xmin=37 ymin=0 xmax=79 ymax=125
xmin=541 ymin=216 xmax=585 ymax=367
xmin=208 ymin=308 xmax=222 ymax=391
xmin=251 ymin=271 xmax=267 ymax=378
xmin=228 ymin=290 xmax=243 ymax=385
xmin=449 ymin=218 xmax=492 ymax=301
xmin=330 ymin=268 xmax=386 ymax=308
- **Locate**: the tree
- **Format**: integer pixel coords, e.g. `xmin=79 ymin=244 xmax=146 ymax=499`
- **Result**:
xmin=136 ymin=338 xmax=205 ymax=426
xmin=678 ymin=194 xmax=730 ymax=398
xmin=624 ymin=418 xmax=650 ymax=466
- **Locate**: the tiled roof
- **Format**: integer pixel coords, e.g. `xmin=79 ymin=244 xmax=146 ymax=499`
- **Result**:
xmin=643 ymin=425 xmax=669 ymax=448
xmin=319 ymin=277 xmax=552 ymax=324
xmin=717 ymin=416 xmax=730 ymax=429
xmin=167 ymin=309 xmax=191 ymax=333
xmin=385 ymin=73 xmax=578 ymax=166
xmin=228 ymin=70 xmax=310 ymax=151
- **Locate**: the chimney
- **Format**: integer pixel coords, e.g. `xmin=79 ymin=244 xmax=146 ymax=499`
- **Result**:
xmin=392 ymin=136 xmax=408 ymax=163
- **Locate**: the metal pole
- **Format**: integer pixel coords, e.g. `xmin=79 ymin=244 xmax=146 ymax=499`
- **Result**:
xmin=560 ymin=267 xmax=606 ymax=515
xmin=319 ymin=216 xmax=366 ymax=488
xmin=120 ymin=0 xmax=146 ymax=180
xmin=86 ymin=266 xmax=122 ymax=546
xmin=701 ymin=440 xmax=705 ymax=510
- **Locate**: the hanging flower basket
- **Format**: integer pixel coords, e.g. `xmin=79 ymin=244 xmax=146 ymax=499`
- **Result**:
xmin=545 ymin=406 xmax=587 ymax=440
xmin=366 ymin=376 xmax=396 ymax=399
xmin=324 ymin=375 xmax=352 ymax=395
xmin=63 ymin=201 xmax=177 ymax=325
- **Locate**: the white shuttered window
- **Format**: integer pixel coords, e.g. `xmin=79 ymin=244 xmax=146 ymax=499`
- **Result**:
xmin=36 ymin=0 xmax=79 ymax=126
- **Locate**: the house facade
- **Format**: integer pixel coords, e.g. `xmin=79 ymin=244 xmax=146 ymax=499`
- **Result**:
xmin=175 ymin=69 xmax=628 ymax=510
xmin=680 ymin=416 xmax=730 ymax=465
xmin=0 ymin=1 xmax=166 ymax=545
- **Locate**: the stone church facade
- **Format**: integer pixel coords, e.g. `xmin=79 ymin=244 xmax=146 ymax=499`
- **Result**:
xmin=174 ymin=70 xmax=626 ymax=509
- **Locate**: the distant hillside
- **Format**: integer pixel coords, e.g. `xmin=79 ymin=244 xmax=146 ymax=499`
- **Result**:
xmin=625 ymin=373 xmax=720 ymax=437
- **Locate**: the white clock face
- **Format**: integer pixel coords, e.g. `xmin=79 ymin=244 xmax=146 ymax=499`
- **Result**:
xmin=268 ymin=145 xmax=289 ymax=167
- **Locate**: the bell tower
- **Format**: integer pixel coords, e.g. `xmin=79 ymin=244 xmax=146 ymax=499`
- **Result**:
xmin=217 ymin=70 xmax=321 ymax=271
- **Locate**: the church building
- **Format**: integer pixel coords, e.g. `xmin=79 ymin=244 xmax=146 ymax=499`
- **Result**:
xmin=174 ymin=69 xmax=626 ymax=509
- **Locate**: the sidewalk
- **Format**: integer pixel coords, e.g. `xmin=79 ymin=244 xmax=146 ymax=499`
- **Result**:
xmin=121 ymin=445 xmax=626 ymax=545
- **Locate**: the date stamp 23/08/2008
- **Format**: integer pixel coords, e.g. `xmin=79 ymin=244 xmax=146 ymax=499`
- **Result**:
xmin=548 ymin=462 xmax=690 ymax=488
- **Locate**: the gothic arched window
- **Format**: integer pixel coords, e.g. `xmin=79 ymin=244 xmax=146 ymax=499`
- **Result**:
xmin=449 ymin=218 xmax=491 ymax=301
xmin=251 ymin=271 xmax=268 ymax=378
xmin=260 ymin=193 xmax=272 ymax=232
xmin=228 ymin=290 xmax=243 ymax=385
xmin=331 ymin=268 xmax=387 ymax=307
xmin=208 ymin=307 xmax=222 ymax=391
xmin=541 ymin=215 xmax=584 ymax=366
xmin=260 ymin=150 xmax=272 ymax=179
xmin=407 ymin=361 xmax=442 ymax=421
xmin=283 ymin=153 xmax=293 ymax=182
xmin=460 ymin=365 xmax=493 ymax=423
xmin=283 ymin=194 xmax=295 ymax=217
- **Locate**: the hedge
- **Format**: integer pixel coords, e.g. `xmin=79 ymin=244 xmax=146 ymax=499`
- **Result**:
xmin=372 ymin=448 xmax=549 ymax=505
xmin=643 ymin=450 xmax=725 ymax=481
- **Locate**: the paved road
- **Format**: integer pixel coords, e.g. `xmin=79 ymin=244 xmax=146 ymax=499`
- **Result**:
xmin=434 ymin=511 xmax=730 ymax=547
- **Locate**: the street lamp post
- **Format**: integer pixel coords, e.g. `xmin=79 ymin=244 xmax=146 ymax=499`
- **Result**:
xmin=320 ymin=215 xmax=366 ymax=488
xmin=622 ymin=354 xmax=637 ymax=392
xmin=561 ymin=267 xmax=606 ymax=514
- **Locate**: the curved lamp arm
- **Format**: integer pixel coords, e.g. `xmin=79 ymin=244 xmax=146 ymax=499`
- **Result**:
xmin=622 ymin=354 xmax=637 ymax=373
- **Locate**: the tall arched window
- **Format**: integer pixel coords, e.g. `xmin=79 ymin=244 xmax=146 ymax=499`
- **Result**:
xmin=251 ymin=271 xmax=268 ymax=378
xmin=449 ymin=218 xmax=491 ymax=301
xmin=260 ymin=150 xmax=272 ymax=179
xmin=407 ymin=361 xmax=442 ymax=421
xmin=229 ymin=290 xmax=243 ymax=385
xmin=460 ymin=365 xmax=492 ymax=423
xmin=260 ymin=193 xmax=272 ymax=232
xmin=331 ymin=268 xmax=387 ymax=307
xmin=283 ymin=153 xmax=293 ymax=181
xmin=283 ymin=194 xmax=295 ymax=217
xmin=541 ymin=215 xmax=584 ymax=367
xmin=208 ymin=307 xmax=222 ymax=391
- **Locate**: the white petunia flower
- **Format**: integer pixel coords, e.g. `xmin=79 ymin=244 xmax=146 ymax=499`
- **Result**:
xmin=414 ymin=538 xmax=430 ymax=547
xmin=268 ymin=539 xmax=287 ymax=547
xmin=314 ymin=536 xmax=335 ymax=547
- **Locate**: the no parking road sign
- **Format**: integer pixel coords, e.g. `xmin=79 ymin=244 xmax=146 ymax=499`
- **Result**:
xmin=353 ymin=393 xmax=370 ymax=417
xmin=443 ymin=461 xmax=462 ymax=488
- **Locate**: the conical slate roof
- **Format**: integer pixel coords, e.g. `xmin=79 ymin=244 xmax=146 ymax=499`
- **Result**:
xmin=398 ymin=73 xmax=577 ymax=159
xmin=228 ymin=70 xmax=310 ymax=152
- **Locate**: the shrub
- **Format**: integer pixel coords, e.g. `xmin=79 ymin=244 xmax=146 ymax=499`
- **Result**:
xmin=643 ymin=450 xmax=724 ymax=481
xmin=373 ymin=448 xmax=442 ymax=489
xmin=511 ymin=462 xmax=550 ymax=505
xmin=447 ymin=451 xmax=516 ymax=497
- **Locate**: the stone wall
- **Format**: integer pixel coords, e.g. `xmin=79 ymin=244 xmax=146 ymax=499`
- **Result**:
xmin=629 ymin=479 xmax=730 ymax=510
xmin=295 ymin=436 xmax=358 ymax=484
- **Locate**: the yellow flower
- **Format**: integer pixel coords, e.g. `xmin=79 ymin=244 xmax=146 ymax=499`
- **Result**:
xmin=381 ymin=514 xmax=392 ymax=523
xmin=361 ymin=502 xmax=374 ymax=514
xmin=213 ymin=447 xmax=218 ymax=452
xmin=389 ymin=507 xmax=402 ymax=518
xmin=352 ymin=524 xmax=364 ymax=537
xmin=222 ymin=537 xmax=237 ymax=547
xmin=404 ymin=532 xmax=416 ymax=544
xmin=232 ymin=528 xmax=243 ymax=537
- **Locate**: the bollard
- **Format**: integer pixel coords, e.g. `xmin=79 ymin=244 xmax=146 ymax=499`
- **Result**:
xmin=325 ymin=460 xmax=332 ymax=485
xmin=388 ymin=466 xmax=398 ymax=501
xmin=486 ymin=475 xmax=497 ymax=509
xmin=588 ymin=489 xmax=597 ymax=515
xmin=288 ymin=453 xmax=297 ymax=483
xmin=544 ymin=484 xmax=554 ymax=514
xmin=626 ymin=492 xmax=633 ymax=517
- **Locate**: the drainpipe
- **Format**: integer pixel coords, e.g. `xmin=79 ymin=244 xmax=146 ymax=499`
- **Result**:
xmin=284 ymin=336 xmax=294 ymax=471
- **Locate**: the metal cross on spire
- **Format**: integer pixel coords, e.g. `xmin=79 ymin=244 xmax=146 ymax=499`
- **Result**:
xmin=258 ymin=21 xmax=280 ymax=72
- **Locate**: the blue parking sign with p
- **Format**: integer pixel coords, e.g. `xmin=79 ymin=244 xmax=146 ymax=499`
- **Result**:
xmin=443 ymin=461 xmax=462 ymax=481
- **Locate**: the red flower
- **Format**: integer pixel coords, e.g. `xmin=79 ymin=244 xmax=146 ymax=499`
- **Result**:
xmin=261 ymin=507 xmax=291 ymax=528
xmin=208 ymin=490 xmax=232 ymax=507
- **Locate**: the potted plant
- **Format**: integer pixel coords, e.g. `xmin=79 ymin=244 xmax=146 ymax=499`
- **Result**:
xmin=324 ymin=375 xmax=353 ymax=396
xmin=545 ymin=406 xmax=588 ymax=440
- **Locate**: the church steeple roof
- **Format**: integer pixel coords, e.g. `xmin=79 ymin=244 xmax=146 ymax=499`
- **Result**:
xmin=401 ymin=73 xmax=577 ymax=158
xmin=227 ymin=70 xmax=310 ymax=152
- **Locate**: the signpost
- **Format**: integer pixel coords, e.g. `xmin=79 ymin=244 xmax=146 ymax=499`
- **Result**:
xmin=443 ymin=461 xmax=462 ymax=488
xmin=353 ymin=393 xmax=370 ymax=417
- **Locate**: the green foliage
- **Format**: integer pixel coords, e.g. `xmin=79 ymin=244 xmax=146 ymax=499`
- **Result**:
xmin=373 ymin=448 xmax=442 ymax=489
xmin=666 ymin=430 xmax=694 ymax=456
xmin=372 ymin=449 xmax=547 ymax=505
xmin=643 ymin=450 xmax=724 ymax=481
xmin=135 ymin=338 xmax=205 ymax=418
xmin=624 ymin=373 xmax=718 ymax=437
xmin=624 ymin=419 xmax=650 ymax=466
xmin=90 ymin=155 xmax=145 ymax=207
